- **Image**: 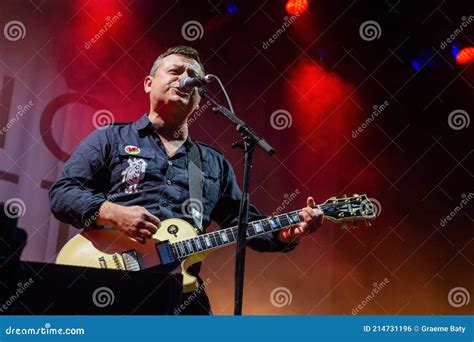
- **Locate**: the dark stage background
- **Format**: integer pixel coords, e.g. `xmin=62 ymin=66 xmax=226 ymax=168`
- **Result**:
xmin=0 ymin=0 xmax=472 ymax=315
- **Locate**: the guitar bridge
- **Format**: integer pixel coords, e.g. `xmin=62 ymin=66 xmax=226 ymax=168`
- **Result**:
xmin=121 ymin=250 xmax=143 ymax=271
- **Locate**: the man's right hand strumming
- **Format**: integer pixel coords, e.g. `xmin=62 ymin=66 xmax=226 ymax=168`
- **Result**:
xmin=96 ymin=202 xmax=160 ymax=244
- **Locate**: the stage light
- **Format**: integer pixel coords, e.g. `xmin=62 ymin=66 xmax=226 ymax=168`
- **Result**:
xmin=410 ymin=50 xmax=435 ymax=71
xmin=411 ymin=60 xmax=421 ymax=71
xmin=226 ymin=0 xmax=238 ymax=14
xmin=285 ymin=0 xmax=309 ymax=15
xmin=451 ymin=45 xmax=460 ymax=59
xmin=455 ymin=47 xmax=474 ymax=64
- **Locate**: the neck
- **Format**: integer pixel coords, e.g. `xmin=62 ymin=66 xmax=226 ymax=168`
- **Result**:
xmin=148 ymin=112 xmax=188 ymax=143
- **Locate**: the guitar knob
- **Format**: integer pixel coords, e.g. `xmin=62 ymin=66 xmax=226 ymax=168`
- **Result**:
xmin=341 ymin=223 xmax=348 ymax=230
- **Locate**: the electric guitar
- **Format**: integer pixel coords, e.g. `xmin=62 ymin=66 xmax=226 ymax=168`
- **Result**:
xmin=56 ymin=194 xmax=376 ymax=293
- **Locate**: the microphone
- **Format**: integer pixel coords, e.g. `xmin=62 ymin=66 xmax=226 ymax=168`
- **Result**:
xmin=178 ymin=75 xmax=214 ymax=92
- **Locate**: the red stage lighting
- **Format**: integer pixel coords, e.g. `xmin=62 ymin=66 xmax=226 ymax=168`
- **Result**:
xmin=286 ymin=0 xmax=309 ymax=15
xmin=455 ymin=47 xmax=474 ymax=64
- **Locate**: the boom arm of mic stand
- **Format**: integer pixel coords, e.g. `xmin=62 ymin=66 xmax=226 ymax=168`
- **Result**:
xmin=198 ymin=87 xmax=276 ymax=156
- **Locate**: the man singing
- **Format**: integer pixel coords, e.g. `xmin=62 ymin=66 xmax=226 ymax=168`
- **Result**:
xmin=49 ymin=46 xmax=324 ymax=315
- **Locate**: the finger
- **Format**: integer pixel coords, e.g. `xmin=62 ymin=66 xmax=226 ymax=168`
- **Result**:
xmin=299 ymin=208 xmax=314 ymax=222
xmin=144 ymin=213 xmax=161 ymax=228
xmin=303 ymin=207 xmax=316 ymax=218
xmin=138 ymin=229 xmax=153 ymax=239
xmin=307 ymin=196 xmax=316 ymax=208
xmin=291 ymin=223 xmax=306 ymax=237
xmin=130 ymin=231 xmax=146 ymax=244
xmin=142 ymin=222 xmax=158 ymax=235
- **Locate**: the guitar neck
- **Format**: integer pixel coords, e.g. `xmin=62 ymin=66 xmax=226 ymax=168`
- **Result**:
xmin=170 ymin=203 xmax=335 ymax=259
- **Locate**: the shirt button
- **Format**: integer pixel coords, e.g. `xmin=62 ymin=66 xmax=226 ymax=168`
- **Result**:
xmin=168 ymin=161 xmax=173 ymax=165
xmin=166 ymin=180 xmax=172 ymax=185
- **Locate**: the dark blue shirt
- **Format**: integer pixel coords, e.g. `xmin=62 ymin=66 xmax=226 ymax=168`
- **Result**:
xmin=49 ymin=114 xmax=297 ymax=254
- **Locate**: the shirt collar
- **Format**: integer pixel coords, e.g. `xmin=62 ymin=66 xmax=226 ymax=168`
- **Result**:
xmin=134 ymin=113 xmax=194 ymax=150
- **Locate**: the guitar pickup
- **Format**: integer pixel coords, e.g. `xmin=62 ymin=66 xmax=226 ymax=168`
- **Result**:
xmin=156 ymin=240 xmax=176 ymax=265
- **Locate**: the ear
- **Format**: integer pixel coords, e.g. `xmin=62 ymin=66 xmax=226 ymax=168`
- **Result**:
xmin=144 ymin=76 xmax=153 ymax=94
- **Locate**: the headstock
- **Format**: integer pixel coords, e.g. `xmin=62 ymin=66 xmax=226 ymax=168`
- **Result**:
xmin=318 ymin=194 xmax=377 ymax=228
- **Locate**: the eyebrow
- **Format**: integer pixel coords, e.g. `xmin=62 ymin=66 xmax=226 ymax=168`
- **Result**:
xmin=168 ymin=63 xmax=202 ymax=76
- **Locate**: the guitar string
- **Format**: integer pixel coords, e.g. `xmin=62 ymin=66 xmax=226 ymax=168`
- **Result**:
xmin=169 ymin=199 xmax=371 ymax=258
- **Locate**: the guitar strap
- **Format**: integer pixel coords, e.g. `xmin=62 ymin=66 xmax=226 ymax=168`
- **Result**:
xmin=187 ymin=142 xmax=203 ymax=234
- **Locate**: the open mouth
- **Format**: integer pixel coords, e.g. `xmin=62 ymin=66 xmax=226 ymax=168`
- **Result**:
xmin=172 ymin=88 xmax=191 ymax=98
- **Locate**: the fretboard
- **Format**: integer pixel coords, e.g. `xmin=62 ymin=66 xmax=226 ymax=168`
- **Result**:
xmin=170 ymin=203 xmax=334 ymax=259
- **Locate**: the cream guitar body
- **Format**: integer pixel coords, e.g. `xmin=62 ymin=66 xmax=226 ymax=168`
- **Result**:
xmin=56 ymin=218 xmax=209 ymax=293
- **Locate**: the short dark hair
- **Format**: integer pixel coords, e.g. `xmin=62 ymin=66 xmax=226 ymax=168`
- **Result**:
xmin=150 ymin=46 xmax=205 ymax=76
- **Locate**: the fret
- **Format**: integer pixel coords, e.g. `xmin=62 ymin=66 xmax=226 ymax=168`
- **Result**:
xmin=178 ymin=242 xmax=186 ymax=256
xmin=171 ymin=244 xmax=181 ymax=258
xmin=195 ymin=237 xmax=203 ymax=250
xmin=220 ymin=231 xmax=229 ymax=243
xmin=228 ymin=227 xmax=236 ymax=240
xmin=199 ymin=236 xmax=207 ymax=250
xmin=209 ymin=233 xmax=218 ymax=247
xmin=186 ymin=240 xmax=194 ymax=253
xmin=261 ymin=219 xmax=272 ymax=232
xmin=247 ymin=223 xmax=256 ymax=236
xmin=226 ymin=228 xmax=236 ymax=242
xmin=253 ymin=221 xmax=264 ymax=233
xmin=204 ymin=235 xmax=212 ymax=248
xmin=214 ymin=232 xmax=223 ymax=245
xmin=278 ymin=214 xmax=290 ymax=227
xmin=190 ymin=239 xmax=198 ymax=252
xmin=269 ymin=216 xmax=281 ymax=230
xmin=288 ymin=211 xmax=301 ymax=224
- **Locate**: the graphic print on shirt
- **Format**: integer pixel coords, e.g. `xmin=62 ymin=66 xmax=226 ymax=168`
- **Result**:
xmin=121 ymin=158 xmax=148 ymax=193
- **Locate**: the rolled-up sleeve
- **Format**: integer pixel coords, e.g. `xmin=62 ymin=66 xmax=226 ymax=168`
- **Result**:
xmin=49 ymin=129 xmax=111 ymax=229
xmin=210 ymin=158 xmax=298 ymax=253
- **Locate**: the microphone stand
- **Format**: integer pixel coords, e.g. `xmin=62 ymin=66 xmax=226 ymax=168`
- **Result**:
xmin=198 ymin=86 xmax=275 ymax=315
